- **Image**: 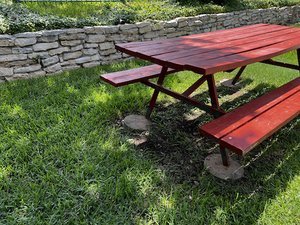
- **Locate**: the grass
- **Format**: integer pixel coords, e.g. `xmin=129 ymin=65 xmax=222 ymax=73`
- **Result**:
xmin=21 ymin=0 xmax=300 ymax=21
xmin=0 ymin=51 xmax=299 ymax=224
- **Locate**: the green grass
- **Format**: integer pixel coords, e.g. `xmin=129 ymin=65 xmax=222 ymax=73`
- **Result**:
xmin=22 ymin=0 xmax=300 ymax=20
xmin=0 ymin=51 xmax=299 ymax=224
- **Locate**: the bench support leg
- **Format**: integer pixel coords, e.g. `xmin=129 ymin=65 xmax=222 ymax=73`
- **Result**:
xmin=232 ymin=66 xmax=246 ymax=85
xmin=146 ymin=66 xmax=168 ymax=119
xmin=220 ymin=146 xmax=229 ymax=167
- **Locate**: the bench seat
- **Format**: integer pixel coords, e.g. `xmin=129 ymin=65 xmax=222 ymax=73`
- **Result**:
xmin=199 ymin=77 xmax=300 ymax=158
xmin=100 ymin=65 xmax=175 ymax=87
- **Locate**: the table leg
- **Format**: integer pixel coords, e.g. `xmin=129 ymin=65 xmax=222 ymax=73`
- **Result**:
xmin=206 ymin=75 xmax=220 ymax=110
xmin=232 ymin=66 xmax=246 ymax=85
xmin=146 ymin=66 xmax=168 ymax=119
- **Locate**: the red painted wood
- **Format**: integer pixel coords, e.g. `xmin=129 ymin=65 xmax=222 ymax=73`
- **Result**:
xmin=115 ymin=26 xmax=297 ymax=66
xmin=187 ymin=36 xmax=300 ymax=74
xmin=220 ymin=90 xmax=300 ymax=155
xmin=164 ymin=31 xmax=300 ymax=71
xmin=143 ymin=26 xmax=294 ymax=58
xmin=100 ymin=65 xmax=175 ymax=87
xmin=115 ymin=24 xmax=300 ymax=74
xmin=199 ymin=77 xmax=300 ymax=140
xmin=151 ymin=28 xmax=300 ymax=61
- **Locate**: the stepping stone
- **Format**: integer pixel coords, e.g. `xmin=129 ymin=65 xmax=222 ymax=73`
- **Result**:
xmin=204 ymin=154 xmax=244 ymax=180
xmin=220 ymin=78 xmax=242 ymax=88
xmin=123 ymin=114 xmax=151 ymax=131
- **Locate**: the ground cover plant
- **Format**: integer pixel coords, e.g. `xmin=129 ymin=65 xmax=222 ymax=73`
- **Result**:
xmin=0 ymin=0 xmax=300 ymax=34
xmin=0 ymin=49 xmax=299 ymax=224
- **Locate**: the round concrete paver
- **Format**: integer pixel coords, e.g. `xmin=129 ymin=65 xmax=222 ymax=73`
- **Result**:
xmin=204 ymin=154 xmax=244 ymax=180
xmin=220 ymin=79 xmax=242 ymax=88
xmin=123 ymin=115 xmax=151 ymax=131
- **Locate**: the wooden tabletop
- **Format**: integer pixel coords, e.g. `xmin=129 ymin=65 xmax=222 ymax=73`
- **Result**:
xmin=116 ymin=24 xmax=300 ymax=75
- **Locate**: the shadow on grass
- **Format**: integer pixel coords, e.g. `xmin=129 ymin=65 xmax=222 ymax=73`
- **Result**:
xmin=126 ymin=81 xmax=300 ymax=224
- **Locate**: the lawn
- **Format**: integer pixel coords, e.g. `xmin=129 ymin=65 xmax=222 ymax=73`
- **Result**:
xmin=21 ymin=0 xmax=300 ymax=21
xmin=0 ymin=50 xmax=299 ymax=224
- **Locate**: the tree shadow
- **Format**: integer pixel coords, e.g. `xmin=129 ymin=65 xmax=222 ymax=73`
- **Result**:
xmin=124 ymin=81 xmax=300 ymax=224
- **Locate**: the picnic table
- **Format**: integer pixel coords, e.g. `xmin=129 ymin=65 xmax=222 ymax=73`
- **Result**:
xmin=104 ymin=23 xmax=300 ymax=118
xmin=101 ymin=23 xmax=300 ymax=179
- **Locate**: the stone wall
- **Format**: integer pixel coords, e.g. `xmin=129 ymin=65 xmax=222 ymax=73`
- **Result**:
xmin=0 ymin=6 xmax=299 ymax=82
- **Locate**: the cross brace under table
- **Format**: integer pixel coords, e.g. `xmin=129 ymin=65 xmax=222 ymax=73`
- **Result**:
xmin=142 ymin=66 xmax=226 ymax=119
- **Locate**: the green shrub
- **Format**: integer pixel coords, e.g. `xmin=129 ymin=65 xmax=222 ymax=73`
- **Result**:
xmin=0 ymin=3 xmax=103 ymax=34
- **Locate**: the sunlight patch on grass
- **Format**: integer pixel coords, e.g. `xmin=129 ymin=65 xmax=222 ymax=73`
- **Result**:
xmin=258 ymin=175 xmax=300 ymax=225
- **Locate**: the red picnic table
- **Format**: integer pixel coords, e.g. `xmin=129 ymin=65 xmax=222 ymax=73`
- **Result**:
xmin=103 ymin=23 xmax=300 ymax=118
xmin=101 ymin=23 xmax=300 ymax=179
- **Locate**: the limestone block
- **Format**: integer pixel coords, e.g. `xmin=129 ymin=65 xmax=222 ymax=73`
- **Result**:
xmin=59 ymin=33 xmax=86 ymax=40
xmin=151 ymin=22 xmax=165 ymax=31
xmin=87 ymin=34 xmax=106 ymax=43
xmin=28 ymin=52 xmax=49 ymax=59
xmin=49 ymin=47 xmax=70 ymax=56
xmin=14 ymin=64 xmax=41 ymax=73
xmin=0 ymin=54 xmax=27 ymax=62
xmin=61 ymin=40 xmax=82 ymax=47
xmin=139 ymin=25 xmax=151 ymax=34
xmin=0 ymin=47 xmax=12 ymax=55
xmin=82 ymin=61 xmax=101 ymax=68
xmin=75 ymin=56 xmax=93 ymax=64
xmin=165 ymin=20 xmax=177 ymax=28
xmin=33 ymin=42 xmax=59 ymax=51
xmin=41 ymin=56 xmax=59 ymax=67
xmin=100 ymin=48 xmax=116 ymax=56
xmin=12 ymin=47 xmax=33 ymax=54
xmin=84 ymin=43 xmax=98 ymax=48
xmin=82 ymin=48 xmax=99 ymax=55
xmin=44 ymin=63 xmax=62 ymax=73
xmin=0 ymin=67 xmax=13 ymax=77
xmin=63 ymin=51 xmax=82 ymax=60
xmin=38 ymin=35 xmax=58 ymax=43
xmin=100 ymin=25 xmax=119 ymax=34
xmin=66 ymin=28 xmax=85 ymax=34
xmin=15 ymin=38 xmax=37 ymax=47
xmin=0 ymin=36 xmax=14 ymax=47
xmin=70 ymin=44 xmax=83 ymax=51
xmin=15 ymin=32 xmax=41 ymax=38
xmin=99 ymin=42 xmax=115 ymax=50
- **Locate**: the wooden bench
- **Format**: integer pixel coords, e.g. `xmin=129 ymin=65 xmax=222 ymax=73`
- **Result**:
xmin=199 ymin=77 xmax=300 ymax=166
xmin=100 ymin=64 xmax=175 ymax=87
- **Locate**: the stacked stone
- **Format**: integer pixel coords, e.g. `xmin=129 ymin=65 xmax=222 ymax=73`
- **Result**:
xmin=0 ymin=5 xmax=299 ymax=82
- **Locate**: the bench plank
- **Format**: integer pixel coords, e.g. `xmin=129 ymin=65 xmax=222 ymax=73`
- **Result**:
xmin=199 ymin=77 xmax=300 ymax=140
xmin=100 ymin=65 xmax=175 ymax=87
xmin=220 ymin=90 xmax=300 ymax=155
